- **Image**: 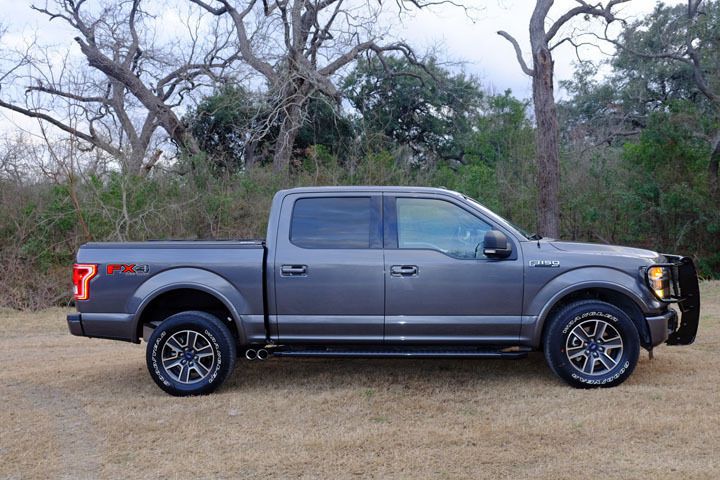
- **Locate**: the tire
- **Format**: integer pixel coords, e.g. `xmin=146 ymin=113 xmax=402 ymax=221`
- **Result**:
xmin=543 ymin=300 xmax=640 ymax=388
xmin=146 ymin=310 xmax=237 ymax=396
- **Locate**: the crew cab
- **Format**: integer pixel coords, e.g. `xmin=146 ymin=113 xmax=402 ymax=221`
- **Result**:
xmin=68 ymin=186 xmax=700 ymax=395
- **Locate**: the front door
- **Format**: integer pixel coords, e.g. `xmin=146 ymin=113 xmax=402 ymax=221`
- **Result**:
xmin=273 ymin=193 xmax=384 ymax=344
xmin=383 ymin=195 xmax=524 ymax=345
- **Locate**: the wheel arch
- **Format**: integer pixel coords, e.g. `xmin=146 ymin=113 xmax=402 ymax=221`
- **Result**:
xmin=542 ymin=287 xmax=652 ymax=347
xmin=526 ymin=276 xmax=655 ymax=350
xmin=128 ymin=268 xmax=251 ymax=344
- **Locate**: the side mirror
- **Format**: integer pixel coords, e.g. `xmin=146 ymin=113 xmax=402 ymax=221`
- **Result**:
xmin=483 ymin=230 xmax=512 ymax=259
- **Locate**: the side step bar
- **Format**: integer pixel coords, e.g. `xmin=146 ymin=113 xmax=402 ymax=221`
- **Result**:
xmin=271 ymin=347 xmax=530 ymax=359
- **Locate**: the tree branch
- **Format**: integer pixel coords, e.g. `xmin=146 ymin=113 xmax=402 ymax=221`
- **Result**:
xmin=497 ymin=31 xmax=534 ymax=76
xmin=25 ymin=84 xmax=111 ymax=105
xmin=545 ymin=0 xmax=631 ymax=43
xmin=0 ymin=98 xmax=122 ymax=158
xmin=190 ymin=0 xmax=278 ymax=82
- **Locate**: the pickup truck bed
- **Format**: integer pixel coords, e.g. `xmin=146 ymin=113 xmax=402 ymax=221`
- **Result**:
xmin=73 ymin=240 xmax=267 ymax=343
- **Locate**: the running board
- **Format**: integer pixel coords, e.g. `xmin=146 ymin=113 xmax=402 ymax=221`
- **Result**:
xmin=271 ymin=346 xmax=530 ymax=359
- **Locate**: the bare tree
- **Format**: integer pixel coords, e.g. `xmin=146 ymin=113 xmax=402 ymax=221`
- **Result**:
xmin=0 ymin=0 xmax=239 ymax=174
xmin=498 ymin=0 xmax=629 ymax=238
xmin=190 ymin=0 xmax=423 ymax=173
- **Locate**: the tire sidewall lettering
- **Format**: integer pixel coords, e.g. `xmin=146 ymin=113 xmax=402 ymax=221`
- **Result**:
xmin=151 ymin=331 xmax=171 ymax=386
xmin=203 ymin=328 xmax=222 ymax=384
xmin=562 ymin=311 xmax=619 ymax=336
xmin=569 ymin=360 xmax=630 ymax=385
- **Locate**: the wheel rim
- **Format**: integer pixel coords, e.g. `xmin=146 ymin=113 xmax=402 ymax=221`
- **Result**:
xmin=161 ymin=330 xmax=216 ymax=384
xmin=565 ymin=319 xmax=624 ymax=376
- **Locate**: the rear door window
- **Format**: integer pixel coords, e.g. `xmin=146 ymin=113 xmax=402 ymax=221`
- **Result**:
xmin=290 ymin=197 xmax=376 ymax=249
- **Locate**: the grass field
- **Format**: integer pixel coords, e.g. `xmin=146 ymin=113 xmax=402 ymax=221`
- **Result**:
xmin=1 ymin=282 xmax=719 ymax=479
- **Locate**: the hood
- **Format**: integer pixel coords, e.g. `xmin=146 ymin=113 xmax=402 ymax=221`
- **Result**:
xmin=549 ymin=241 xmax=660 ymax=261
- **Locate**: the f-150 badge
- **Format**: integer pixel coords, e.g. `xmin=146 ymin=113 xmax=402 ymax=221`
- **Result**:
xmin=529 ymin=260 xmax=560 ymax=268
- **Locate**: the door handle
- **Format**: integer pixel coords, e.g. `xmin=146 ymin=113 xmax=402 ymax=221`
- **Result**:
xmin=390 ymin=265 xmax=418 ymax=277
xmin=281 ymin=265 xmax=307 ymax=276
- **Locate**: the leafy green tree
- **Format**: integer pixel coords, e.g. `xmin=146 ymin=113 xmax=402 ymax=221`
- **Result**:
xmin=187 ymin=86 xmax=265 ymax=173
xmin=622 ymin=107 xmax=719 ymax=274
xmin=559 ymin=1 xmax=720 ymax=274
xmin=603 ymin=0 xmax=720 ymax=198
xmin=186 ymin=86 xmax=353 ymax=174
xmin=427 ymin=91 xmax=536 ymax=230
xmin=343 ymin=56 xmax=484 ymax=165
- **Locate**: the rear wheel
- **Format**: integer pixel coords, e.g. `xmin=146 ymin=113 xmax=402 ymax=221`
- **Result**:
xmin=146 ymin=311 xmax=236 ymax=396
xmin=543 ymin=300 xmax=640 ymax=388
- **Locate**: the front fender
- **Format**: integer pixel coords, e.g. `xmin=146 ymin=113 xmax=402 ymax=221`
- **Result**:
xmin=522 ymin=267 xmax=660 ymax=348
xmin=128 ymin=267 xmax=252 ymax=343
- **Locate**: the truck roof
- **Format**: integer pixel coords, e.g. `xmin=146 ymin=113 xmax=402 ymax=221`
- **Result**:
xmin=276 ymin=186 xmax=530 ymax=241
xmin=280 ymin=186 xmax=464 ymax=196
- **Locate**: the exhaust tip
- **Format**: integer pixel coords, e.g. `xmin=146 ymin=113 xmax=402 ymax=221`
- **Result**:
xmin=257 ymin=349 xmax=269 ymax=360
xmin=245 ymin=349 xmax=257 ymax=360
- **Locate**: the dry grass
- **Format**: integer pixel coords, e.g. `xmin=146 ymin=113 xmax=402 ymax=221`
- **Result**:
xmin=2 ymin=283 xmax=720 ymax=479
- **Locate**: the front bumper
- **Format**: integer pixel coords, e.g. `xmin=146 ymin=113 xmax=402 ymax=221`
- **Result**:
xmin=645 ymin=309 xmax=677 ymax=347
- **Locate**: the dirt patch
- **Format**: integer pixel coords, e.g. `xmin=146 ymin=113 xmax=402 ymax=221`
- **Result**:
xmin=1 ymin=283 xmax=719 ymax=479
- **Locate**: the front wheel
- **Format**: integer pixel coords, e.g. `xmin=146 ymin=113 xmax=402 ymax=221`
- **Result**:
xmin=543 ymin=300 xmax=640 ymax=388
xmin=146 ymin=311 xmax=237 ymax=396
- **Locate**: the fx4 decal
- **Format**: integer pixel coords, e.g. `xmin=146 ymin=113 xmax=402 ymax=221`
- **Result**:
xmin=106 ymin=264 xmax=150 ymax=275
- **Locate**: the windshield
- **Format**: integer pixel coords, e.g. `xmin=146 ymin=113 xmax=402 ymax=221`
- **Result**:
xmin=460 ymin=194 xmax=535 ymax=240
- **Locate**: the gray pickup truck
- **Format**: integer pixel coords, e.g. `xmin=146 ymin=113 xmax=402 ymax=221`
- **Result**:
xmin=68 ymin=186 xmax=700 ymax=395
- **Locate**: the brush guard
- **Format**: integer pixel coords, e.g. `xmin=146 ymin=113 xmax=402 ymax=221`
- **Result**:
xmin=644 ymin=255 xmax=700 ymax=345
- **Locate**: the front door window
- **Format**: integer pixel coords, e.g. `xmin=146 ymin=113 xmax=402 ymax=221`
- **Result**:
xmin=396 ymin=198 xmax=492 ymax=259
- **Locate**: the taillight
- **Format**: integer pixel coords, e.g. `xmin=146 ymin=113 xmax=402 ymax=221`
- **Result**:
xmin=73 ymin=263 xmax=97 ymax=301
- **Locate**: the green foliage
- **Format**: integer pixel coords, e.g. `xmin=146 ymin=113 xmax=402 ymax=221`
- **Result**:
xmin=187 ymin=85 xmax=262 ymax=172
xmin=19 ymin=183 xmax=77 ymax=270
xmin=621 ymin=109 xmax=717 ymax=273
xmin=343 ymin=56 xmax=484 ymax=164
xmin=612 ymin=1 xmax=720 ymax=116
xmin=294 ymin=98 xmax=354 ymax=155
xmin=468 ymin=91 xmax=530 ymax=166
xmin=185 ymin=86 xmax=354 ymax=173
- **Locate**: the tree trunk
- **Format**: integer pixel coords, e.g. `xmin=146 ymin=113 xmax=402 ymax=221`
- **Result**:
xmin=499 ymin=0 xmax=627 ymax=238
xmin=125 ymin=147 xmax=146 ymax=176
xmin=155 ymin=106 xmax=200 ymax=159
xmin=710 ymin=132 xmax=720 ymax=201
xmin=529 ymin=2 xmax=561 ymax=239
xmin=244 ymin=139 xmax=258 ymax=169
xmin=273 ymin=103 xmax=303 ymax=173
xmin=531 ymin=46 xmax=561 ymax=238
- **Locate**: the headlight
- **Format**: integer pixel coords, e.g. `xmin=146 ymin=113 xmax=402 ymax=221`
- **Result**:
xmin=647 ymin=266 xmax=670 ymax=300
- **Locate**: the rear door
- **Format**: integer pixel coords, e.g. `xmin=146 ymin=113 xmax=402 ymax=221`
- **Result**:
xmin=383 ymin=194 xmax=524 ymax=345
xmin=273 ymin=192 xmax=384 ymax=344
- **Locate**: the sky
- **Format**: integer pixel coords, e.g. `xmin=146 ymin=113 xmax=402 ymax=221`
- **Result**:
xmin=0 ymin=0 xmax=685 ymax=136
xmin=395 ymin=0 xmax=685 ymax=99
